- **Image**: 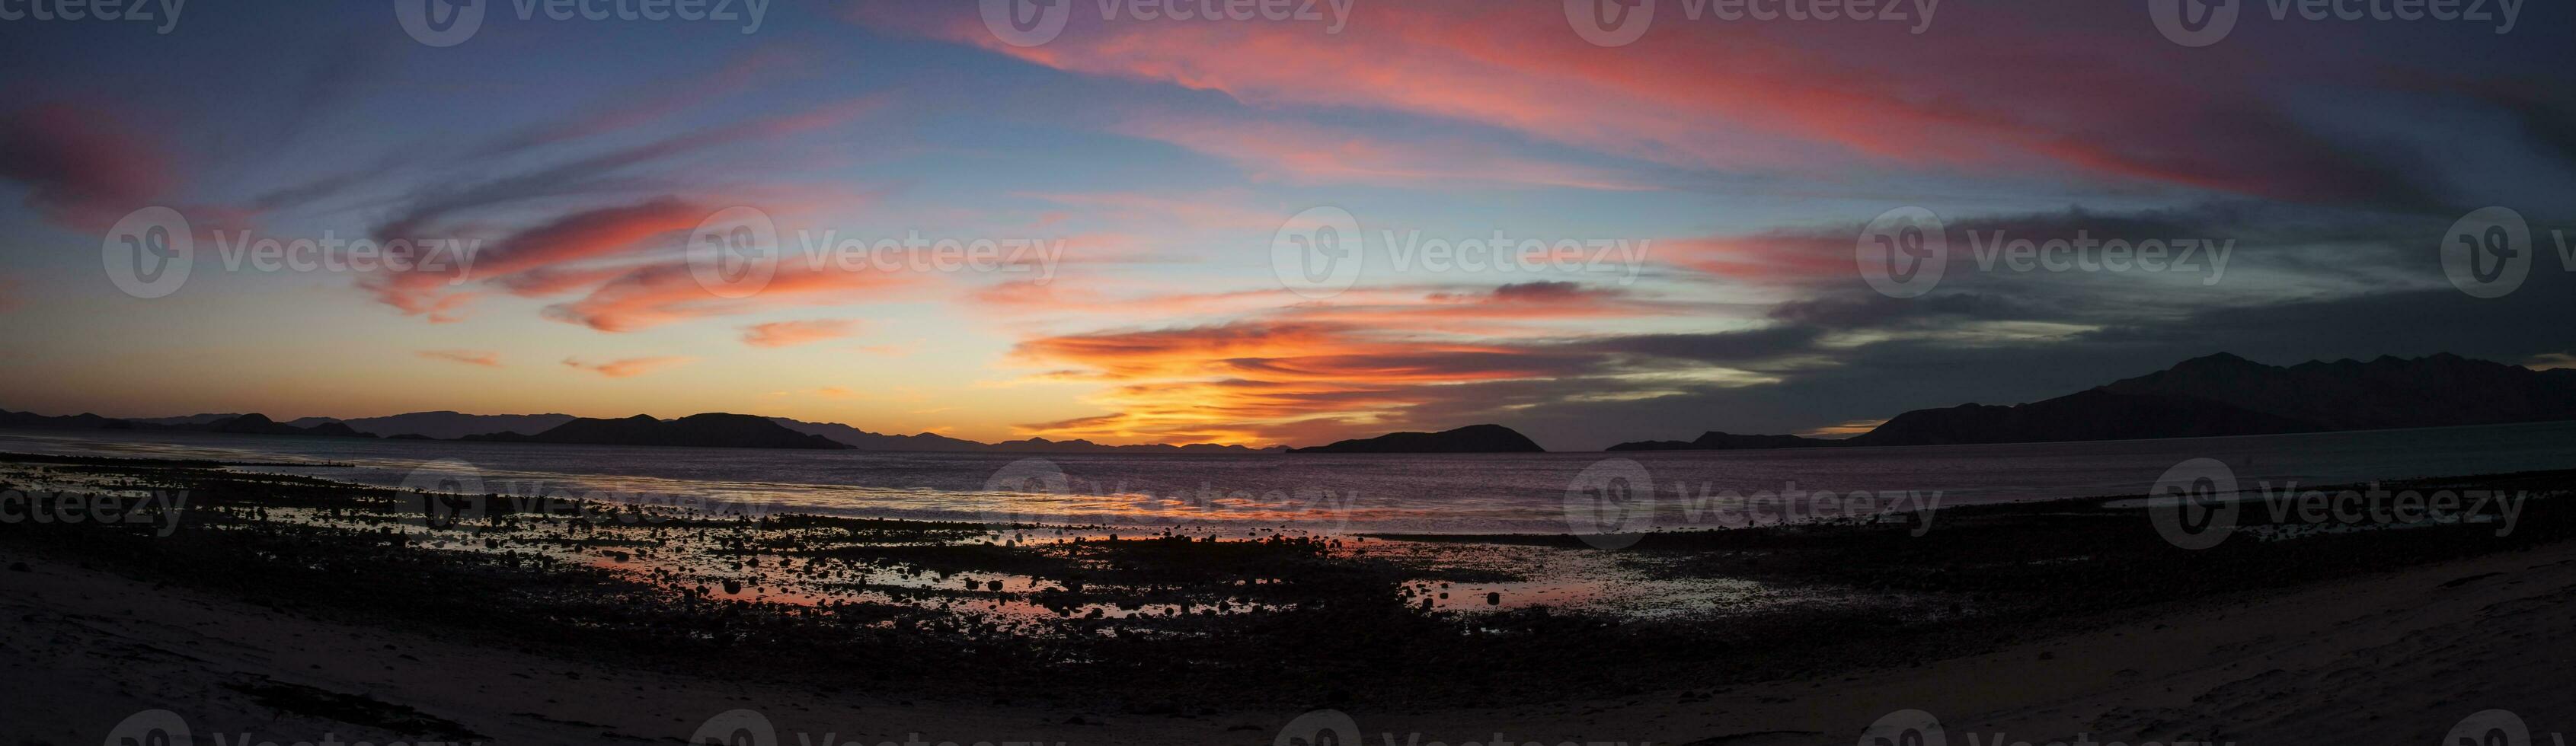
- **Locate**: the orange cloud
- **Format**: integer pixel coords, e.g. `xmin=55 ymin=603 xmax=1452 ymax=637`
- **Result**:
xmin=742 ymin=319 xmax=864 ymax=348
xmin=1005 ymin=318 xmax=1617 ymax=445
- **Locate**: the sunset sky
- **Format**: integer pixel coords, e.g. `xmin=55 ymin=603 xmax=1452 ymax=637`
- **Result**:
xmin=3 ymin=1 xmax=2574 ymax=450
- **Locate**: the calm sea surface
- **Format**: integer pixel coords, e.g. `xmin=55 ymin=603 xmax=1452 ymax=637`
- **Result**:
xmin=7 ymin=422 xmax=2574 ymax=534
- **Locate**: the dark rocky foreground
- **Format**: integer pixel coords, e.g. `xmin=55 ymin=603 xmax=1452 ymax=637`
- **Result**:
xmin=2 ymin=451 xmax=2572 ymax=715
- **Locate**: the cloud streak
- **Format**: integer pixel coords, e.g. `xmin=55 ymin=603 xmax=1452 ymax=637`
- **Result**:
xmin=417 ymin=349 xmax=503 ymax=368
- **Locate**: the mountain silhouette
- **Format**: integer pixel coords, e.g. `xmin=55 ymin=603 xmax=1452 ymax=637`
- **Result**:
xmin=1612 ymin=352 xmax=2576 ymax=451
xmin=0 ymin=410 xmax=140 ymax=430
xmin=285 ymin=411 xmax=579 ymax=440
xmin=200 ymin=413 xmax=379 ymax=438
xmin=1290 ymin=424 xmax=1545 ymax=454
xmin=459 ymin=413 xmax=851 ymax=449
xmin=1607 ymin=431 xmax=1842 ymax=451
xmin=1 ymin=410 xmax=384 ymax=438
xmin=0 ymin=407 xmax=1277 ymax=452
xmin=128 ymin=413 xmax=250 ymax=426
xmin=1840 ymin=388 xmax=2317 ymax=447
xmin=2098 ymin=352 xmax=2576 ymax=431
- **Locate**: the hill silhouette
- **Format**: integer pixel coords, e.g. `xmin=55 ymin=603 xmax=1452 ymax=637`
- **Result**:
xmin=1290 ymin=424 xmax=1545 ymax=454
xmin=1611 ymin=352 xmax=2576 ymax=451
xmin=286 ymin=411 xmax=580 ymax=440
xmin=0 ymin=408 xmax=1276 ymax=452
xmin=1607 ymin=431 xmax=1843 ymax=451
xmin=460 ymin=413 xmax=850 ymax=450
xmin=0 ymin=410 xmax=376 ymax=438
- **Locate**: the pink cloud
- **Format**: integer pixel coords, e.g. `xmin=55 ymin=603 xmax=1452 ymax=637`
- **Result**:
xmin=867 ymin=2 xmax=2421 ymax=204
xmin=0 ymin=104 xmax=176 ymax=231
xmin=365 ymin=196 xmax=711 ymax=320
xmin=545 ymin=261 xmax=927 ymax=333
xmin=562 ymin=355 xmax=696 ymax=378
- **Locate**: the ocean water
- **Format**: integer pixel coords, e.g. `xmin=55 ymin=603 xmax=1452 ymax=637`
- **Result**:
xmin=5 ymin=421 xmax=2574 ymax=534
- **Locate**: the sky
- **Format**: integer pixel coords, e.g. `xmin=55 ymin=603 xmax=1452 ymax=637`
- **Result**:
xmin=2 ymin=0 xmax=2574 ymax=451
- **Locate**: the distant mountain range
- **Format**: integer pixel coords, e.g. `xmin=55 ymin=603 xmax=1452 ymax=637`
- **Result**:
xmin=12 ymin=353 xmax=2571 ymax=454
xmin=1610 ymin=352 xmax=2576 ymax=451
xmin=0 ymin=407 xmax=1283 ymax=453
xmin=289 ymin=411 xmax=580 ymax=440
xmin=1289 ymin=424 xmax=1545 ymax=454
xmin=459 ymin=413 xmax=849 ymax=450
xmin=0 ymin=410 xmax=379 ymax=438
